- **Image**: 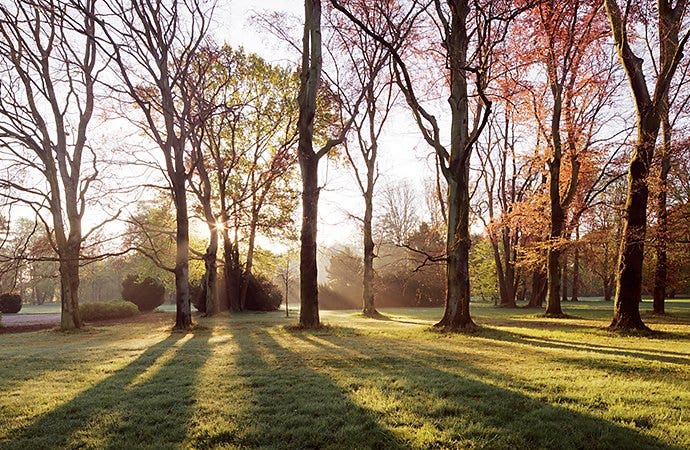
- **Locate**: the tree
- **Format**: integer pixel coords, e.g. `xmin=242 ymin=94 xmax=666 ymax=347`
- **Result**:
xmin=186 ymin=45 xmax=300 ymax=314
xmin=604 ymin=0 xmax=689 ymax=330
xmin=330 ymin=1 xmax=398 ymax=318
xmin=0 ymin=0 xmax=101 ymax=329
xmin=93 ymin=0 xmax=212 ymax=330
xmin=523 ymin=0 xmax=611 ymax=317
xmin=296 ymin=0 xmax=366 ymax=328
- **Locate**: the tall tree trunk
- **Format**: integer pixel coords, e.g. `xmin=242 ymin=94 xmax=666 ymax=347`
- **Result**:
xmin=545 ymin=178 xmax=565 ymax=316
xmin=362 ymin=177 xmax=378 ymax=316
xmin=173 ymin=181 xmax=192 ymax=330
xmin=299 ymin=154 xmax=320 ymax=327
xmin=434 ymin=0 xmax=477 ymax=332
xmin=653 ymin=108 xmax=671 ymax=314
xmin=436 ymin=175 xmax=475 ymax=331
xmin=610 ymin=117 xmax=658 ymax=330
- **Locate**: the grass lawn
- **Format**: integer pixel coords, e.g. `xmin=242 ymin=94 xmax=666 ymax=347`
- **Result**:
xmin=0 ymin=300 xmax=688 ymax=449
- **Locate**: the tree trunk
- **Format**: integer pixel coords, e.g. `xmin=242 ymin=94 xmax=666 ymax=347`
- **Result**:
xmin=491 ymin=237 xmax=508 ymax=307
xmin=436 ymin=176 xmax=475 ymax=331
xmin=610 ymin=120 xmax=657 ymax=330
xmin=297 ymin=0 xmax=323 ymax=329
xmin=604 ymin=0 xmax=685 ymax=331
xmin=299 ymin=154 xmax=320 ymax=328
xmin=173 ymin=181 xmax=192 ymax=330
xmin=58 ymin=245 xmax=82 ymax=329
xmin=527 ymin=268 xmax=547 ymax=308
xmin=545 ymin=203 xmax=565 ymax=316
xmin=362 ymin=181 xmax=378 ymax=317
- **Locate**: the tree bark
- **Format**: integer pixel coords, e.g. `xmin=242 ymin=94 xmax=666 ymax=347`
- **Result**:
xmin=527 ymin=268 xmax=547 ymax=308
xmin=299 ymin=154 xmax=320 ymax=327
xmin=362 ymin=174 xmax=378 ymax=316
xmin=604 ymin=0 xmax=687 ymax=331
xmin=58 ymin=245 xmax=82 ymax=330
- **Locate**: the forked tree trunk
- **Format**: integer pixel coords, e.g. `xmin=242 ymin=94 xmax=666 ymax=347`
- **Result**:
xmin=604 ymin=0 xmax=686 ymax=331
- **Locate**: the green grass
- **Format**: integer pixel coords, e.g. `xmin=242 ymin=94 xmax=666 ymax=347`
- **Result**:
xmin=0 ymin=301 xmax=688 ymax=449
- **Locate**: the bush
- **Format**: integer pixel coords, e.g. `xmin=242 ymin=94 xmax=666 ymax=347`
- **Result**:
xmin=121 ymin=275 xmax=165 ymax=312
xmin=245 ymin=274 xmax=282 ymax=311
xmin=0 ymin=293 xmax=22 ymax=313
xmin=80 ymin=300 xmax=139 ymax=321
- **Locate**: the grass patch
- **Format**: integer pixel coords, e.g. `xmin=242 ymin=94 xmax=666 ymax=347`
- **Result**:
xmin=0 ymin=301 xmax=688 ymax=449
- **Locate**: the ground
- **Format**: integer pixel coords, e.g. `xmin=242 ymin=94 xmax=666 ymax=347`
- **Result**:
xmin=0 ymin=300 xmax=688 ymax=449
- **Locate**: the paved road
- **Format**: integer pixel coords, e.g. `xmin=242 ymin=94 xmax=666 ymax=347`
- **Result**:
xmin=1 ymin=313 xmax=61 ymax=328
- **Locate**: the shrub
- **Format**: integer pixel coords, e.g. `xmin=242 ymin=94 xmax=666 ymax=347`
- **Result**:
xmin=80 ymin=300 xmax=139 ymax=321
xmin=245 ymin=274 xmax=282 ymax=311
xmin=0 ymin=293 xmax=22 ymax=313
xmin=121 ymin=275 xmax=165 ymax=312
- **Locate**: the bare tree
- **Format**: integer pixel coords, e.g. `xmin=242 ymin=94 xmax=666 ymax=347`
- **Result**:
xmin=92 ymin=0 xmax=213 ymax=330
xmin=333 ymin=0 xmax=530 ymax=331
xmin=329 ymin=1 xmax=399 ymax=318
xmin=0 ymin=0 xmax=102 ymax=329
xmin=296 ymin=0 xmax=368 ymax=328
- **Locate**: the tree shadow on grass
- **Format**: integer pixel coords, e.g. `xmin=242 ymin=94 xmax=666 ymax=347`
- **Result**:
xmin=312 ymin=332 xmax=678 ymax=449
xmin=476 ymin=328 xmax=690 ymax=365
xmin=3 ymin=330 xmax=211 ymax=449
xmin=216 ymin=327 xmax=404 ymax=449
